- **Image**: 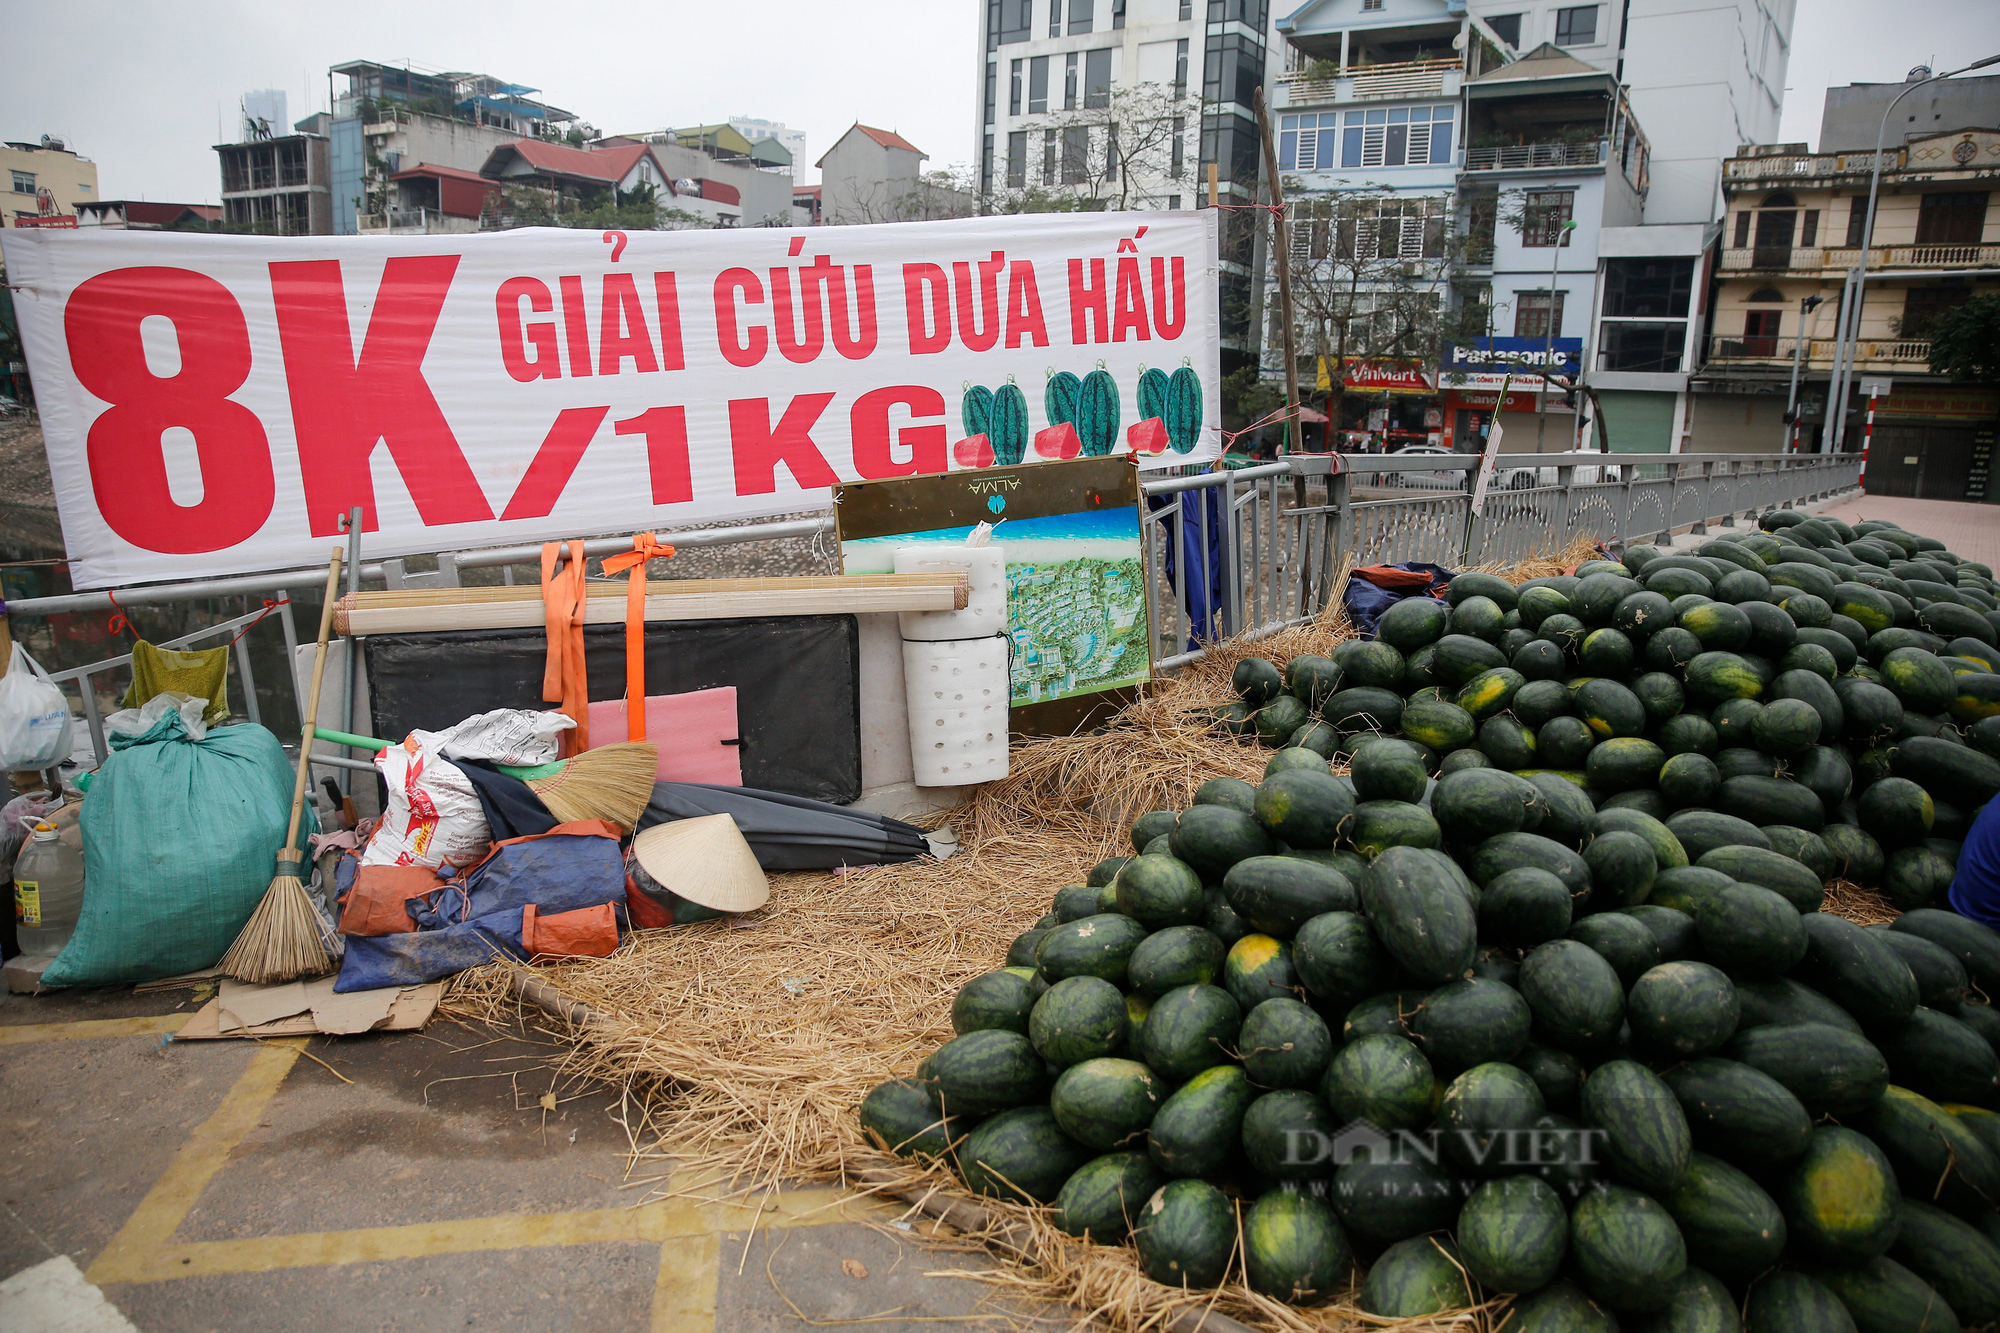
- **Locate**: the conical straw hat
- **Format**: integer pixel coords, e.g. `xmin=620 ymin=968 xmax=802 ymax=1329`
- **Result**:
xmin=631 ymin=814 xmax=768 ymax=913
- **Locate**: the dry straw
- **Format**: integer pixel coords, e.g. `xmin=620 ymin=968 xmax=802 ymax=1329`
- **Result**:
xmin=451 ymin=530 xmax=1879 ymax=1333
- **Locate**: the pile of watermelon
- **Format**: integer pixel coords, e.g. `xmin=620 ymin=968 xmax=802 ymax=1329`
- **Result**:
xmin=860 ymin=511 xmax=2000 ymax=1331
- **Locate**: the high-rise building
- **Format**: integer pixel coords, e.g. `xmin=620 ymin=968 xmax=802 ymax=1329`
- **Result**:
xmin=974 ymin=0 xmax=1276 ymax=350
xmin=728 ymin=117 xmax=809 ymax=183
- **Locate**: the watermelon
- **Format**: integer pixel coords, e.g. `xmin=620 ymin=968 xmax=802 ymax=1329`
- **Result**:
xmin=1458 ymin=1175 xmax=1569 ymax=1294
xmin=988 ymin=381 xmax=1029 ymax=463
xmin=1292 ymin=910 xmax=1400 ymax=1009
xmin=1241 ymin=1088 xmax=1337 ymax=1180
xmin=1583 ymin=830 xmax=1657 ymax=908
xmin=1379 ymin=595 xmax=1452 ymax=652
xmin=1413 ymin=977 xmax=1532 ymax=1071
xmin=1511 ymin=1040 xmax=1584 ymax=1115
xmin=952 ymin=968 xmax=1038 ymax=1035
xmin=1471 ymin=832 xmax=1592 ymax=898
xmin=1877 ymin=1006 xmax=2000 ymax=1105
xmin=1569 ymin=1184 xmax=1688 ymax=1312
xmin=1126 ymin=926 xmax=1226 ymax=999
xmin=1662 ymin=1056 xmax=1813 ymax=1165
xmin=1883 ymin=846 xmax=1956 ymax=910
xmin=1520 ymin=938 xmax=1625 ymax=1053
xmin=1666 ymin=810 xmax=1771 ymax=860
xmin=1361 ymin=846 xmax=1478 ymax=983
xmin=1822 ymin=823 xmax=1887 ymax=886
xmin=1494 ymin=1280 xmax=1620 ymax=1332
xmin=1648 ymin=865 xmax=1733 ymax=917
xmin=1582 ymin=1059 xmax=1692 ymax=1193
xmin=1049 ymin=1057 xmax=1162 ymax=1151
xmin=1696 ymin=846 xmax=1824 ymax=913
xmin=1251 ymin=770 xmax=1355 ymax=849
xmin=1030 ymin=975 xmax=1129 ymax=1067
xmin=1734 ymin=976 xmax=1864 ymax=1034
xmin=1813 ymin=1257 xmax=1958 ymax=1333
xmin=1164 ymin=365 xmax=1203 ymax=453
xmin=1744 ymin=1271 xmax=1859 ymax=1333
xmin=1202 ymin=888 xmax=1248 ymax=947
xmin=1352 ymin=738 xmax=1431 ymax=803
xmin=859 ymin=1078 xmax=963 ymax=1158
xmin=1851 ymin=1083 xmax=2000 ymax=1213
xmin=1132 ymin=1179 xmax=1236 ymax=1287
xmin=1113 ymin=854 xmax=1205 ymax=928
xmin=1359 ymin=1236 xmax=1475 ymax=1318
xmin=1890 ymin=1199 xmax=2000 ymax=1326
xmin=1539 ymin=715 xmax=1598 ymax=769
xmin=1892 ymin=909 xmax=2000 ymax=996
xmin=1224 ymin=933 xmax=1300 ymax=1011
xmin=1170 ymin=804 xmax=1275 ymax=880
xmin=1321 ymin=1033 xmax=1438 ymax=1131
xmin=958 ymin=1105 xmax=1091 ymax=1202
xmin=1137 ymin=983 xmax=1242 ymax=1081
xmin=1626 ymin=962 xmax=1740 ymax=1059
xmin=1657 ymin=1151 xmax=1787 ymax=1283
xmin=1479 ymin=866 xmax=1574 ymax=948
xmin=1147 ymin=1063 xmax=1255 ymax=1177
xmin=1401 ymin=697 xmax=1478 ymax=751
xmin=1036 ymin=913 xmax=1149 ymax=984
xmin=1795 ymin=912 xmax=1920 ymax=1033
xmin=1130 ymin=811 xmax=1179 ymax=853
xmin=1331 ymin=1150 xmax=1459 ymax=1241
xmin=927 ymin=1028 xmax=1048 ymax=1114
xmin=1717 ymin=774 xmax=1825 ymax=830
xmin=1349 ymin=800 xmax=1443 ymax=856
xmin=1242 ymin=1188 xmax=1350 ymax=1305
xmin=1222 ymin=856 xmax=1354 ymax=938
xmin=1053 ymin=1150 xmax=1166 ymax=1241
xmin=1874 ymin=931 xmax=1968 ymax=1009
xmin=1567 ymin=912 xmax=1661 ymax=988
xmin=1726 ymin=1021 xmax=1888 ymax=1116
xmin=1324 ymin=685 xmax=1405 ymax=734
xmin=1439 ymin=1060 xmax=1545 ymax=1173
xmin=1238 ymin=997 xmax=1334 ymax=1090
xmin=1857 ymin=776 xmax=1936 ymax=847
xmin=1781 ymin=1124 xmax=1903 ymax=1262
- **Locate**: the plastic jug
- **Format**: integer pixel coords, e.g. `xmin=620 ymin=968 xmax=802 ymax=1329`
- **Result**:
xmin=13 ymin=821 xmax=84 ymax=955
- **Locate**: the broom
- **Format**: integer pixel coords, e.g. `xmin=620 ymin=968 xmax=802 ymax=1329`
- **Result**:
xmin=218 ymin=546 xmax=345 ymax=985
xmin=313 ymin=729 xmax=659 ymax=831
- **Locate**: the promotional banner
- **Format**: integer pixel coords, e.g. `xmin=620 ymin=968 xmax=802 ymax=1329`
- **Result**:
xmin=1438 ymin=336 xmax=1582 ymax=390
xmin=2 ymin=212 xmax=1221 ymax=589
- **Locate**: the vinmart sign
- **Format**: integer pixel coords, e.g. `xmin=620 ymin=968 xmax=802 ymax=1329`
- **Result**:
xmin=1438 ymin=336 xmax=1582 ymax=390
xmin=2 ymin=213 xmax=1220 ymax=589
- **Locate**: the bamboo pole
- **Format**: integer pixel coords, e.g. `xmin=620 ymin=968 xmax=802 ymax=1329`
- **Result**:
xmin=1254 ymin=86 xmax=1302 ymax=459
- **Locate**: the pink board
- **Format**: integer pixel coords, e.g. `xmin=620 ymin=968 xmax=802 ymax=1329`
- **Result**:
xmin=586 ymin=687 xmax=742 ymax=785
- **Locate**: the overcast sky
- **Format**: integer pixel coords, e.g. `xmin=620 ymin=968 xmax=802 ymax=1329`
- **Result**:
xmin=2 ymin=0 xmax=1995 ymax=206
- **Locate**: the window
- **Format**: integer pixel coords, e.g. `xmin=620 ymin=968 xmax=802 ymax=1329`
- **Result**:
xmin=1085 ymin=48 xmax=1113 ymax=109
xmin=1280 ymin=113 xmax=1337 ymax=171
xmin=1515 ymin=290 xmax=1565 ymax=339
xmin=1008 ymin=130 xmax=1028 ymax=188
xmin=1486 ymin=13 xmax=1522 ymax=48
xmin=984 ymin=61 xmax=998 ymax=127
xmin=1363 ymin=0 xmax=1383 ymax=8
xmin=1065 ymin=53 xmax=1079 ymax=111
xmin=1555 ymin=5 xmax=1598 ymax=45
xmin=1175 ymin=39 xmax=1190 ymax=96
xmin=1742 ymin=309 xmax=1782 ymax=356
xmin=1011 ymin=60 xmax=1024 ymax=116
xmin=1734 ymin=211 xmax=1752 ymax=248
xmin=1113 ymin=0 xmax=1126 ymax=28
xmin=1294 ymin=196 xmax=1447 ymax=262
xmin=1069 ymin=0 xmax=1094 ymax=33
xmin=1753 ymin=206 xmax=1796 ymax=264
xmin=1800 ymin=209 xmax=1819 ymax=246
xmin=1167 ymin=194 xmax=1182 ymax=210
xmin=1597 ymin=323 xmax=1686 ymax=373
xmin=1043 ymin=129 xmax=1058 ymax=185
xmin=1325 ymin=104 xmax=1454 ymax=168
xmin=1916 ymin=191 xmax=1989 ymax=245
xmin=1844 ymin=196 xmax=1867 ymax=248
xmin=1171 ymin=115 xmax=1187 ymax=178
xmin=1179 ymin=0 xmax=1192 ymax=16
xmin=999 ymin=0 xmax=1032 ymax=44
xmin=1029 ymin=56 xmax=1050 ymax=113
xmin=1050 ymin=0 xmax=1063 ymax=36
xmin=1902 ymin=287 xmax=1971 ymax=338
xmin=1062 ymin=126 xmax=1091 ymax=184
xmin=1603 ymin=258 xmax=1694 ymax=318
xmin=1745 ymin=286 xmax=1786 ymax=303
xmin=1521 ymin=190 xmax=1574 ymax=245
xmin=10 ymin=170 xmax=34 ymax=194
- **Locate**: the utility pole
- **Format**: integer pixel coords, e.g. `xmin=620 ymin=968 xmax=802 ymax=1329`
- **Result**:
xmin=1254 ymin=86 xmax=1302 ymax=457
xmin=1536 ymin=217 xmax=1578 ymax=451
xmin=1782 ymin=293 xmax=1824 ymax=451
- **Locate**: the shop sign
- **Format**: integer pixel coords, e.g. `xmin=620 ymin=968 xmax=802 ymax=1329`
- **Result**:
xmin=1876 ymin=386 xmax=2000 ymax=422
xmin=1438 ymin=337 xmax=1582 ymax=389
xmin=1322 ymin=357 xmax=1435 ymax=394
xmin=2 ymin=212 xmax=1222 ymax=588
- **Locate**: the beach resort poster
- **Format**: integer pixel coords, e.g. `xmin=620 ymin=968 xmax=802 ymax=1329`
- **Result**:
xmin=842 ymin=508 xmax=1149 ymax=706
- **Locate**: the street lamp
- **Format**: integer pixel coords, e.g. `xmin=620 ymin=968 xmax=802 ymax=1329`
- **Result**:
xmin=1783 ymin=293 xmax=1824 ymax=451
xmin=1826 ymin=53 xmax=2000 ymax=453
xmin=1537 ymin=217 xmax=1579 ymax=451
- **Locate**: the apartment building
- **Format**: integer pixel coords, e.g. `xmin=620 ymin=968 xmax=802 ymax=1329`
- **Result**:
xmin=974 ymin=0 xmax=1274 ymax=349
xmin=1691 ymin=76 xmax=1999 ymax=496
xmin=729 ymin=117 xmax=809 ymax=183
xmin=2 ymin=136 xmax=98 ymax=228
xmin=214 ymin=126 xmax=333 ymax=235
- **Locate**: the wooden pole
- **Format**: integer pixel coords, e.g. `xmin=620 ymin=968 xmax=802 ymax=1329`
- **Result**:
xmin=1254 ymin=87 xmax=1302 ymax=458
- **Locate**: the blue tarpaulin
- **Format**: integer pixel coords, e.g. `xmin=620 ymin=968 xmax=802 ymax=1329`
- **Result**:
xmin=1150 ymin=489 xmax=1227 ymax=651
xmin=1342 ymin=563 xmax=1455 ymax=638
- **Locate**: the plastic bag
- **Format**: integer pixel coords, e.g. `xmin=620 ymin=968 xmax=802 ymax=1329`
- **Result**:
xmin=0 ymin=644 xmax=76 ymax=770
xmin=104 ymin=691 xmax=209 ymax=743
xmin=362 ymin=732 xmax=491 ymax=873
xmin=435 ymin=708 xmax=575 ymax=768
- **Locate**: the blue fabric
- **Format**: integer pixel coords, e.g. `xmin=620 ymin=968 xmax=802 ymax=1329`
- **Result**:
xmin=1948 ymin=799 xmax=2000 ymax=928
xmin=1343 ymin=563 xmax=1456 ymax=639
xmin=1149 ymin=489 xmax=1226 ymax=651
xmin=334 ymin=907 xmax=527 ymax=991
xmin=406 ymin=828 xmax=627 ymax=930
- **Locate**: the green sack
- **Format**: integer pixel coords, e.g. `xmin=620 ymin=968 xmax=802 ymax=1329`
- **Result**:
xmin=46 ymin=712 xmax=313 ymax=986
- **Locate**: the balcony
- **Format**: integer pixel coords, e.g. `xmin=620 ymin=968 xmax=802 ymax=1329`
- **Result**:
xmin=357 ymin=207 xmax=481 ymax=236
xmin=1464 ymin=140 xmax=1606 ymax=172
xmin=1706 ymin=334 xmax=1932 ymax=369
xmin=1720 ymin=243 xmax=2000 ymax=273
xmin=1276 ymin=58 xmax=1461 ymax=105
xmin=1724 ymin=149 xmax=1901 ymax=181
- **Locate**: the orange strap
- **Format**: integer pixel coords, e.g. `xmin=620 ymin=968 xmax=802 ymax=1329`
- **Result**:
xmin=599 ymin=533 xmax=675 ymax=742
xmin=540 ymin=541 xmax=590 ymax=754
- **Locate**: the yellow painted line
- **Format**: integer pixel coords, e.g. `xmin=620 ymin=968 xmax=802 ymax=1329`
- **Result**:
xmin=88 ymin=1040 xmax=302 ymax=1286
xmin=650 ymin=1231 xmax=718 ymax=1333
xmin=98 ymin=1187 xmax=885 ymax=1285
xmin=0 ymin=1014 xmax=186 ymax=1045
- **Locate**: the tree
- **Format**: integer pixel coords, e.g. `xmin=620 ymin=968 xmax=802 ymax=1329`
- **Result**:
xmin=1925 ymin=292 xmax=2000 ymax=383
xmin=984 ymin=82 xmax=1202 ymax=214
xmin=830 ymin=168 xmax=979 ymax=225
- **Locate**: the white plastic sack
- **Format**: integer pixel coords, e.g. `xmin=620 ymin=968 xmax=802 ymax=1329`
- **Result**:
xmin=104 ymin=691 xmax=209 ymax=743
xmin=361 ymin=731 xmax=491 ymax=873
xmin=435 ymin=708 xmax=575 ymax=767
xmin=0 ymin=644 xmax=76 ymax=770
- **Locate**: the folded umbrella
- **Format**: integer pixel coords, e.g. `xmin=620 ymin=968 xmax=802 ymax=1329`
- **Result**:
xmin=637 ymin=782 xmax=935 ymax=871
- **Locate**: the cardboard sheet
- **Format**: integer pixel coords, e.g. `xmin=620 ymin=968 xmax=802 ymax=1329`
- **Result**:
xmin=177 ymin=981 xmax=441 ymax=1040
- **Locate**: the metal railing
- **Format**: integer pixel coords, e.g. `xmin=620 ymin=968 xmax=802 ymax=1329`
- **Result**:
xmin=1720 ymin=242 xmax=2000 ymax=272
xmin=1706 ymin=334 xmax=1931 ymax=367
xmin=1464 ymin=141 xmax=1606 ymax=172
xmin=1276 ymin=58 xmax=1462 ymax=104
xmin=1723 ymin=149 xmax=1901 ymax=180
